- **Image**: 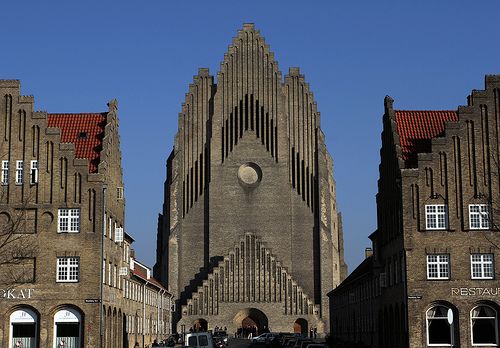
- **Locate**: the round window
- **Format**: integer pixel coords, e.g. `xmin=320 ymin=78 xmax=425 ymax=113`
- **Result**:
xmin=237 ymin=162 xmax=262 ymax=188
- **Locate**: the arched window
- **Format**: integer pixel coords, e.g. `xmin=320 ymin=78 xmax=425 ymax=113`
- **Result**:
xmin=10 ymin=308 xmax=38 ymax=348
xmin=471 ymin=305 xmax=498 ymax=345
xmin=426 ymin=305 xmax=455 ymax=346
xmin=53 ymin=308 xmax=82 ymax=348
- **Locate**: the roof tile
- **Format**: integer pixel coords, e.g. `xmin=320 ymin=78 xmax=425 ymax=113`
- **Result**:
xmin=394 ymin=110 xmax=458 ymax=167
xmin=47 ymin=113 xmax=107 ymax=173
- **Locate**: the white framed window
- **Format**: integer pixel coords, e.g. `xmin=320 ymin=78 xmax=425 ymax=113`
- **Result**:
xmin=30 ymin=160 xmax=38 ymax=185
xmin=108 ymin=262 xmax=112 ymax=285
xmin=58 ymin=209 xmax=80 ymax=233
xmin=115 ymin=227 xmax=124 ymax=243
xmin=102 ymin=259 xmax=106 ymax=284
xmin=56 ymin=257 xmax=79 ymax=282
xmin=469 ymin=204 xmax=491 ymax=230
xmin=426 ymin=204 xmax=448 ymax=230
xmin=108 ymin=217 xmax=113 ymax=239
xmin=471 ymin=305 xmax=498 ymax=346
xmin=471 ymin=254 xmax=494 ymax=279
xmin=427 ymin=254 xmax=450 ymax=280
xmin=1 ymin=160 xmax=8 ymax=185
xmin=426 ymin=305 xmax=455 ymax=346
xmin=15 ymin=160 xmax=23 ymax=185
xmin=117 ymin=187 xmax=124 ymax=200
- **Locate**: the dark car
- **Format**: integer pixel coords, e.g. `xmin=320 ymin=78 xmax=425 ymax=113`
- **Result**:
xmin=212 ymin=330 xmax=228 ymax=346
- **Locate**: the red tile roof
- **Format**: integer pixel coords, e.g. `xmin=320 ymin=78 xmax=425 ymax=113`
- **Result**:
xmin=47 ymin=113 xmax=107 ymax=173
xmin=394 ymin=110 xmax=458 ymax=167
xmin=132 ymin=267 xmax=166 ymax=291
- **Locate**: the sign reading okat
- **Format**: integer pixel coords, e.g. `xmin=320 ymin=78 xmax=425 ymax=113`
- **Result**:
xmin=0 ymin=288 xmax=34 ymax=299
xmin=451 ymin=287 xmax=500 ymax=296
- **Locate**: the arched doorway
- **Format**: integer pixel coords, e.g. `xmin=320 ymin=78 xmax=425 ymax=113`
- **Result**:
xmin=194 ymin=318 xmax=208 ymax=332
xmin=293 ymin=318 xmax=308 ymax=336
xmin=53 ymin=308 xmax=82 ymax=348
xmin=10 ymin=308 xmax=38 ymax=348
xmin=233 ymin=308 xmax=269 ymax=336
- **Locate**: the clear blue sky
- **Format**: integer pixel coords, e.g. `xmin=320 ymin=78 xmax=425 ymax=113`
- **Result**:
xmin=2 ymin=1 xmax=499 ymax=274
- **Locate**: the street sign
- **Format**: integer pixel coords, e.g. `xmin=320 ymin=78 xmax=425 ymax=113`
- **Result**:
xmin=84 ymin=299 xmax=101 ymax=304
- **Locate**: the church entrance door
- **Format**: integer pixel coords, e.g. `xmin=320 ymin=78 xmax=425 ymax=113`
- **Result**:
xmin=233 ymin=308 xmax=269 ymax=337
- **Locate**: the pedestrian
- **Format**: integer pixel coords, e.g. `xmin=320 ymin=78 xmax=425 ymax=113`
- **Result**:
xmin=134 ymin=342 xmax=140 ymax=348
xmin=153 ymin=339 xmax=159 ymax=347
xmin=313 ymin=327 xmax=317 ymax=339
xmin=309 ymin=328 xmax=313 ymax=338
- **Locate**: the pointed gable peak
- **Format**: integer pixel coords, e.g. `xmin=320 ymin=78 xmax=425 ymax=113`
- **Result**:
xmin=218 ymin=23 xmax=281 ymax=80
xmin=242 ymin=23 xmax=255 ymax=31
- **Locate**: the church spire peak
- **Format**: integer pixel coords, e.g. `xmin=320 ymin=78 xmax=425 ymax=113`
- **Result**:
xmin=242 ymin=23 xmax=255 ymax=30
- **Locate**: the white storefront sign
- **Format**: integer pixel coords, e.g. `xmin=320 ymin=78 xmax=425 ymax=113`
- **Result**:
xmin=0 ymin=288 xmax=34 ymax=299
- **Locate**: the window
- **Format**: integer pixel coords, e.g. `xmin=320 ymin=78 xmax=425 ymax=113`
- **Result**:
xmin=469 ymin=204 xmax=490 ymax=230
xmin=30 ymin=160 xmax=38 ymax=185
xmin=471 ymin=305 xmax=498 ymax=345
xmin=108 ymin=218 xmax=112 ymax=239
xmin=108 ymin=262 xmax=112 ymax=285
xmin=15 ymin=160 xmax=23 ymax=185
xmin=1 ymin=160 xmax=8 ymax=185
xmin=471 ymin=254 xmax=494 ymax=279
xmin=57 ymin=257 xmax=79 ymax=282
xmin=426 ymin=305 xmax=455 ymax=346
xmin=115 ymin=227 xmax=124 ymax=243
xmin=427 ymin=254 xmax=450 ymax=280
xmin=102 ymin=259 xmax=106 ymax=284
xmin=426 ymin=204 xmax=447 ymax=230
xmin=113 ymin=265 xmax=117 ymax=287
xmin=58 ymin=209 xmax=80 ymax=233
xmin=103 ymin=213 xmax=107 ymax=237
xmin=117 ymin=187 xmax=124 ymax=200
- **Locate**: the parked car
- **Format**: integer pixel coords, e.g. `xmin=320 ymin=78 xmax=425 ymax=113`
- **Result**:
xmin=186 ymin=332 xmax=215 ymax=348
xmin=251 ymin=333 xmax=278 ymax=343
xmin=213 ymin=330 xmax=228 ymax=347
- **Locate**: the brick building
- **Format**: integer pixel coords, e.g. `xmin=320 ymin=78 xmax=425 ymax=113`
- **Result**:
xmin=0 ymin=80 xmax=172 ymax=348
xmin=154 ymin=24 xmax=347 ymax=335
xmin=329 ymin=75 xmax=500 ymax=347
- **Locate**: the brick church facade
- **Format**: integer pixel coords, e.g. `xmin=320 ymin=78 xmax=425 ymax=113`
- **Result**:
xmin=329 ymin=75 xmax=500 ymax=347
xmin=154 ymin=24 xmax=347 ymax=335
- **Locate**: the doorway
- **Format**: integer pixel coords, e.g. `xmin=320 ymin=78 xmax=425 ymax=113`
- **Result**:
xmin=10 ymin=309 xmax=38 ymax=348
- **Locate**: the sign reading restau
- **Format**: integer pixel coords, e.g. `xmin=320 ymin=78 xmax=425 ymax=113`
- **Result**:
xmin=0 ymin=288 xmax=34 ymax=299
xmin=451 ymin=287 xmax=500 ymax=296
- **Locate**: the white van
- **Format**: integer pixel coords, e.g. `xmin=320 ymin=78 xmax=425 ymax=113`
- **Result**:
xmin=186 ymin=332 xmax=214 ymax=348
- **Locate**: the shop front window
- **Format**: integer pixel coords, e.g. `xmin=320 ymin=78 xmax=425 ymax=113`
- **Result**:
xmin=426 ymin=305 xmax=456 ymax=346
xmin=54 ymin=308 xmax=81 ymax=348
xmin=471 ymin=305 xmax=498 ymax=346
xmin=10 ymin=309 xmax=38 ymax=348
